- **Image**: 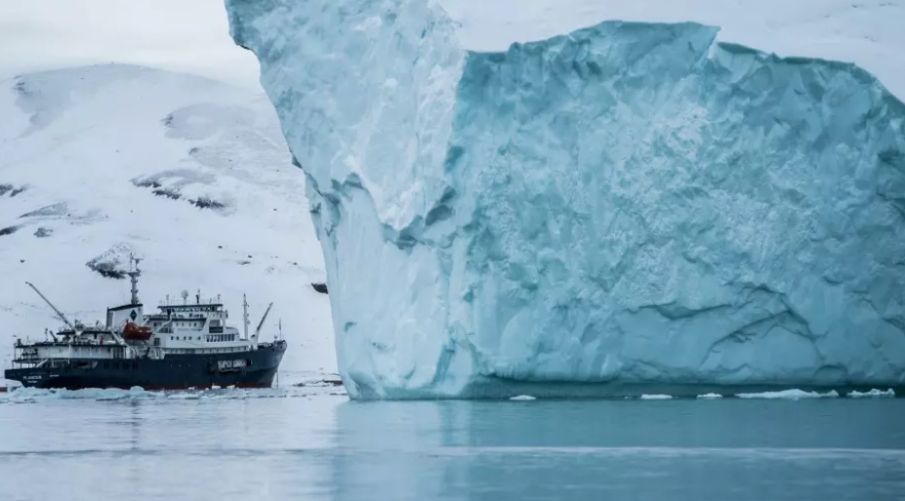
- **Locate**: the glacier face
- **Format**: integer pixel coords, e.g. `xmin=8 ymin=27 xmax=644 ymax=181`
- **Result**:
xmin=227 ymin=0 xmax=905 ymax=398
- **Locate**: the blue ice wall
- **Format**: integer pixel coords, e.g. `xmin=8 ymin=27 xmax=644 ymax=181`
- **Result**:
xmin=227 ymin=0 xmax=905 ymax=398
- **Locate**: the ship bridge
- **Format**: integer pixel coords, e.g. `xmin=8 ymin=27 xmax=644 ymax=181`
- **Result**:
xmin=157 ymin=303 xmax=225 ymax=315
xmin=148 ymin=303 xmax=228 ymax=325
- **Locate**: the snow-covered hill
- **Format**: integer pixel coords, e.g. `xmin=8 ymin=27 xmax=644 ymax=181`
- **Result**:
xmin=0 ymin=64 xmax=335 ymax=385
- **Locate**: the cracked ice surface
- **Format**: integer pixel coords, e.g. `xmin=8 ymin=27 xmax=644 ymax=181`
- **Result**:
xmin=227 ymin=0 xmax=905 ymax=399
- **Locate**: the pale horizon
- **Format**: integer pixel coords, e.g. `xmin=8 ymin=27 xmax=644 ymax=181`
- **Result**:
xmin=0 ymin=0 xmax=261 ymax=88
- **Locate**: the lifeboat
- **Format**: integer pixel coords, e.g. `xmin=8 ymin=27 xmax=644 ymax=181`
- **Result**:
xmin=122 ymin=322 xmax=153 ymax=341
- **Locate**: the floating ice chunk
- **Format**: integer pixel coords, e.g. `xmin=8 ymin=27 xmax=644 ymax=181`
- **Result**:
xmin=847 ymin=389 xmax=896 ymax=398
xmin=736 ymin=389 xmax=839 ymax=400
xmin=696 ymin=393 xmax=724 ymax=399
xmin=0 ymin=386 xmax=341 ymax=404
xmin=510 ymin=395 xmax=537 ymax=401
xmin=639 ymin=394 xmax=674 ymax=400
xmin=167 ymin=391 xmax=203 ymax=400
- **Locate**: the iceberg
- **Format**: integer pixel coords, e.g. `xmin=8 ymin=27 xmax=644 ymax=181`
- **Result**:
xmin=226 ymin=0 xmax=905 ymax=399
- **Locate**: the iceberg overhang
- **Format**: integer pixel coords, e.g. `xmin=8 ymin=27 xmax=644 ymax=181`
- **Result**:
xmin=227 ymin=0 xmax=905 ymax=399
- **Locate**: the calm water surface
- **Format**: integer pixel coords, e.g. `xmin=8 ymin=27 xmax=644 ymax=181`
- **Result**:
xmin=1 ymin=387 xmax=903 ymax=500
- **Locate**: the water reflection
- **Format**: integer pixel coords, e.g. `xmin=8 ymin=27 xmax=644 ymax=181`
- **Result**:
xmin=0 ymin=391 xmax=903 ymax=501
xmin=328 ymin=399 xmax=905 ymax=501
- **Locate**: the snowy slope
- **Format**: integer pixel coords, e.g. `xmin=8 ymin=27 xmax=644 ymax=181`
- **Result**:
xmin=0 ymin=64 xmax=334 ymax=385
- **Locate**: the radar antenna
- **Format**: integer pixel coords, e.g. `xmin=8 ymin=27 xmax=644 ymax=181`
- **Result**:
xmin=181 ymin=290 xmax=189 ymax=305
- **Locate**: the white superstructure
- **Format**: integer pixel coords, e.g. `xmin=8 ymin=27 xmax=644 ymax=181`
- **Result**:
xmin=10 ymin=258 xmax=276 ymax=369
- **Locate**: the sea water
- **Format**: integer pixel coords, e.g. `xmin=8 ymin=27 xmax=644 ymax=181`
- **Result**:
xmin=1 ymin=387 xmax=903 ymax=500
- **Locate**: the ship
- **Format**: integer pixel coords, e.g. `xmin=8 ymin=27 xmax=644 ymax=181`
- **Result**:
xmin=4 ymin=258 xmax=287 ymax=390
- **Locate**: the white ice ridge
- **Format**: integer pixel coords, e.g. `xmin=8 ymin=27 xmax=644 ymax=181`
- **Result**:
xmin=226 ymin=0 xmax=905 ymax=399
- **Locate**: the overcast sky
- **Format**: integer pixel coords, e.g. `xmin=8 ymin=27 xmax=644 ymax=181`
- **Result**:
xmin=2 ymin=0 xmax=903 ymax=98
xmin=0 ymin=0 xmax=261 ymax=88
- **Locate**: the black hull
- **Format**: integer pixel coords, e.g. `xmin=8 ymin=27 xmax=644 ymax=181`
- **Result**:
xmin=4 ymin=341 xmax=286 ymax=390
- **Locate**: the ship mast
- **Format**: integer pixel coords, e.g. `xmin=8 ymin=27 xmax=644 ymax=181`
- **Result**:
xmin=126 ymin=256 xmax=142 ymax=305
xmin=242 ymin=294 xmax=250 ymax=340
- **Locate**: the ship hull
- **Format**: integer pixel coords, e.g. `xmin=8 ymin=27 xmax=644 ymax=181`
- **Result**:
xmin=4 ymin=341 xmax=286 ymax=390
